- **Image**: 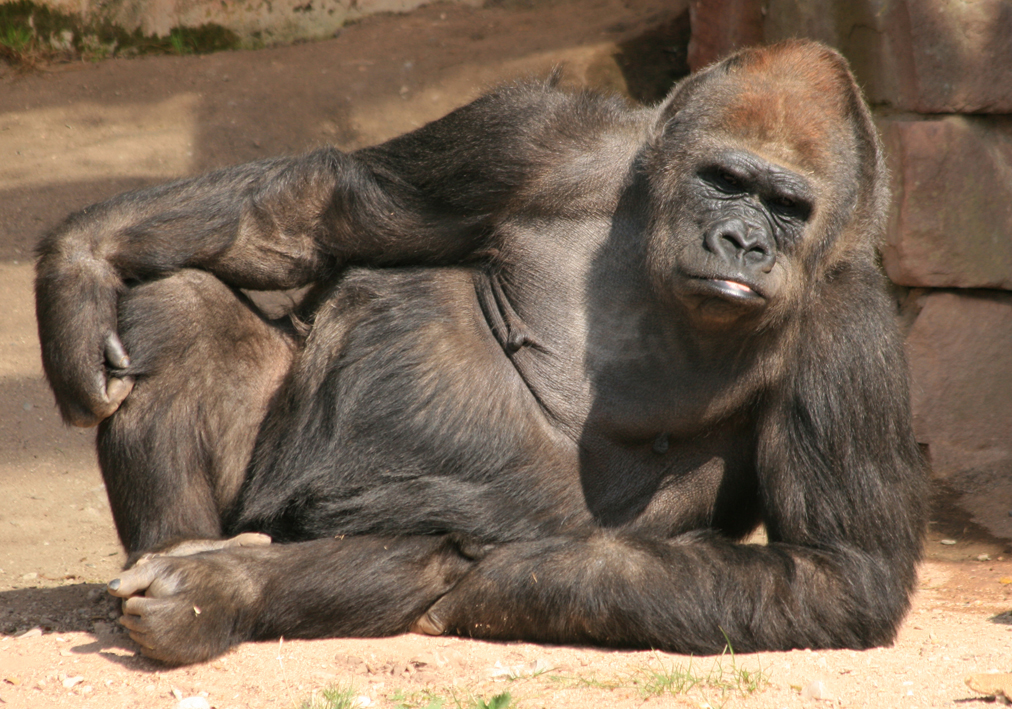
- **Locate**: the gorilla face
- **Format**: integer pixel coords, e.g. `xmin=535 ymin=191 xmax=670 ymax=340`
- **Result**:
xmin=645 ymin=138 xmax=817 ymax=327
xmin=641 ymin=76 xmax=850 ymax=329
xmin=675 ymin=145 xmax=813 ymax=308
xmin=637 ymin=40 xmax=883 ymax=331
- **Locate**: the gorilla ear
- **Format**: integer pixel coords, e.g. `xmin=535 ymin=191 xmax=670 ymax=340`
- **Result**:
xmin=651 ymin=51 xmax=742 ymax=138
xmin=652 ymin=70 xmax=711 ymax=138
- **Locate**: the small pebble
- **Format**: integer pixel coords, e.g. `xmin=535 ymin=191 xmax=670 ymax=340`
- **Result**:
xmin=175 ymin=697 xmax=211 ymax=709
xmin=940 ymin=539 xmax=957 ymax=546
xmin=489 ymin=658 xmax=553 ymax=679
xmin=16 ymin=628 xmax=42 ymax=640
xmin=802 ymin=679 xmax=833 ymax=701
xmin=62 ymin=676 xmax=84 ymax=689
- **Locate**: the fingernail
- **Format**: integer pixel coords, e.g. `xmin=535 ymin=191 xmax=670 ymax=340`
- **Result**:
xmin=108 ymin=579 xmax=120 ymax=590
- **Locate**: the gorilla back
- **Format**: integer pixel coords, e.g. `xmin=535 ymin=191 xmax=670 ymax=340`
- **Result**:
xmin=35 ymin=40 xmax=926 ymax=665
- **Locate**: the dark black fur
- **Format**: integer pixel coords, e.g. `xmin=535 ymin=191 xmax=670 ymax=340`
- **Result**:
xmin=35 ymin=40 xmax=926 ymax=664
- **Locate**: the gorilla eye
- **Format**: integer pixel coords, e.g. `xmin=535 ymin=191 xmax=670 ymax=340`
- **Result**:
xmin=768 ymin=194 xmax=811 ymax=220
xmin=712 ymin=169 xmax=745 ymax=193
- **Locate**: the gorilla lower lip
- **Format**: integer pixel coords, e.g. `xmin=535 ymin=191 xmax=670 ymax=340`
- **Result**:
xmin=703 ymin=278 xmax=763 ymax=301
xmin=716 ymin=280 xmax=753 ymax=294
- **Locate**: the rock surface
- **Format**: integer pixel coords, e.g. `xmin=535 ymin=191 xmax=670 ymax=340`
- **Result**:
xmin=880 ymin=116 xmax=1012 ymax=291
xmin=905 ymin=290 xmax=1012 ymax=478
xmin=690 ymin=0 xmax=1012 ymax=112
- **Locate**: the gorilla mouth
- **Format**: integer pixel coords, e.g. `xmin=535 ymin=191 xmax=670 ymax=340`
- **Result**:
xmin=714 ymin=279 xmax=754 ymax=295
xmin=696 ymin=277 xmax=766 ymax=304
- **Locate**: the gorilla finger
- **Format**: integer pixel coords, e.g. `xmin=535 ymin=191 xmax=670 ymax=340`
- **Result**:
xmin=105 ymin=376 xmax=134 ymax=408
xmin=153 ymin=532 xmax=272 ymax=558
xmin=65 ymin=370 xmax=112 ymax=428
xmin=121 ymin=594 xmax=161 ymax=619
xmin=108 ymin=563 xmax=159 ymax=597
xmin=104 ymin=332 xmax=131 ymax=370
xmin=125 ymin=628 xmax=156 ymax=651
xmin=119 ymin=611 xmax=150 ymax=635
xmin=228 ymin=532 xmax=272 ymax=547
xmin=137 ymin=643 xmax=182 ymax=664
xmin=66 ymin=403 xmax=102 ymax=428
xmin=410 ymin=607 xmax=447 ymax=636
xmin=447 ymin=532 xmax=494 ymax=561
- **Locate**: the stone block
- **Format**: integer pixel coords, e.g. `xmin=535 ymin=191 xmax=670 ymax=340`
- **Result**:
xmin=686 ymin=0 xmax=764 ymax=71
xmin=879 ymin=116 xmax=1012 ymax=291
xmin=904 ymin=290 xmax=1012 ymax=478
xmin=763 ymin=0 xmax=1012 ymax=113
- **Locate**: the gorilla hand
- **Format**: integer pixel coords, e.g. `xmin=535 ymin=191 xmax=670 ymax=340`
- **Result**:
xmin=35 ymin=235 xmax=133 ymax=427
xmin=109 ymin=550 xmax=259 ymax=664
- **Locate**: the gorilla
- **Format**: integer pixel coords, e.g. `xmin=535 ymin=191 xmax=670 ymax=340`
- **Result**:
xmin=35 ymin=39 xmax=926 ymax=665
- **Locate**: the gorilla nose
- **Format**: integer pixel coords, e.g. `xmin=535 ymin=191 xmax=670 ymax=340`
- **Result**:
xmin=704 ymin=218 xmax=776 ymax=273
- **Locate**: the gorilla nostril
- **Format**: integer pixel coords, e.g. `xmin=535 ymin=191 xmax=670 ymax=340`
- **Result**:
xmin=704 ymin=219 xmax=747 ymax=256
xmin=704 ymin=220 xmax=776 ymax=271
xmin=723 ymin=232 xmax=752 ymax=254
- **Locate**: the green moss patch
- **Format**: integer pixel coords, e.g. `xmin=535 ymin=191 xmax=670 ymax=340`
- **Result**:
xmin=0 ymin=0 xmax=240 ymax=66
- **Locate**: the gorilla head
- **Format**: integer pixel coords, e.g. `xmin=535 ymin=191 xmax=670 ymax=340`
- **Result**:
xmin=643 ymin=41 xmax=888 ymax=329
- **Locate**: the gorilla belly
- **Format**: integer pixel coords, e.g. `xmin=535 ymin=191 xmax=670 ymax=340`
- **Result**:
xmin=229 ymin=266 xmax=583 ymax=542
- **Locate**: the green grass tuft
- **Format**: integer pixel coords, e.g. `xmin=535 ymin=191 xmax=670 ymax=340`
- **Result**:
xmin=389 ymin=688 xmax=513 ymax=709
xmin=298 ymin=684 xmax=358 ymax=709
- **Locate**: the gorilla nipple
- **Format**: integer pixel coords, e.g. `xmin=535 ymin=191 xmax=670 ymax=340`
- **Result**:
xmin=653 ymin=433 xmax=670 ymax=455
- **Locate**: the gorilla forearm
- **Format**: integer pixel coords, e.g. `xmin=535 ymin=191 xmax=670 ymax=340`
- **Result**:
xmin=250 ymin=535 xmax=474 ymax=640
xmin=111 ymin=535 xmax=473 ymax=664
xmin=419 ymin=534 xmax=915 ymax=653
xmin=34 ymin=81 xmax=587 ymax=295
xmin=36 ymin=154 xmax=346 ymax=292
xmin=34 ymin=147 xmax=474 ymax=425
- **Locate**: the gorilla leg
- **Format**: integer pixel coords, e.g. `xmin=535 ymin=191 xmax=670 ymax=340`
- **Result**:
xmin=97 ymin=270 xmax=295 ymax=556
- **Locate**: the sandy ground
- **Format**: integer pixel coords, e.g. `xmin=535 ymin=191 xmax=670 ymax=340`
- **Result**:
xmin=1 ymin=2 xmax=1011 ymax=707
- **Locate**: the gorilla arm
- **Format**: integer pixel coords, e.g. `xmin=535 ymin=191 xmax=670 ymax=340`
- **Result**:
xmin=34 ymin=83 xmax=574 ymax=427
xmin=108 ymin=535 xmax=474 ymax=665
xmin=415 ymin=269 xmax=927 ymax=652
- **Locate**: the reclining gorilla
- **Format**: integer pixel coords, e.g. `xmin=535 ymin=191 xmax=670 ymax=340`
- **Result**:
xmin=35 ymin=40 xmax=926 ymax=664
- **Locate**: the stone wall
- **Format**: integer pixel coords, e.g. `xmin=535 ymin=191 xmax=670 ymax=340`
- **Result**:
xmin=690 ymin=0 xmax=1012 ymax=517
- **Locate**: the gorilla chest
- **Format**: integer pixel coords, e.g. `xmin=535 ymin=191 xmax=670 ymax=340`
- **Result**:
xmin=576 ymin=421 xmax=760 ymax=537
xmin=289 ymin=266 xmax=761 ymax=540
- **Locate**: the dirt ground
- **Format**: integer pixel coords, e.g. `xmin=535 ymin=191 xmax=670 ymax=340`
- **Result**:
xmin=1 ymin=2 xmax=1011 ymax=707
